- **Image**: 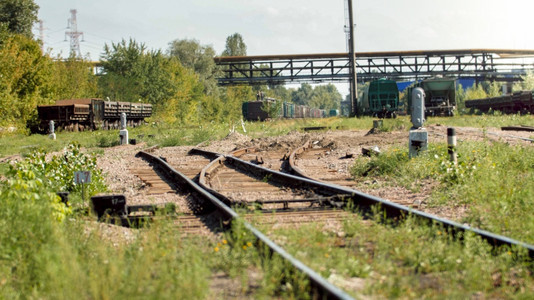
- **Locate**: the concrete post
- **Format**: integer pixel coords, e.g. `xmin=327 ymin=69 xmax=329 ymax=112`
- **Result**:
xmin=119 ymin=113 xmax=128 ymax=145
xmin=49 ymin=120 xmax=56 ymax=140
xmin=409 ymin=87 xmax=428 ymax=158
xmin=447 ymin=127 xmax=457 ymax=166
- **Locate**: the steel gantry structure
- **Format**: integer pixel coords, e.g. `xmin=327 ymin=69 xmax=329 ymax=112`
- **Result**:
xmin=214 ymin=49 xmax=534 ymax=86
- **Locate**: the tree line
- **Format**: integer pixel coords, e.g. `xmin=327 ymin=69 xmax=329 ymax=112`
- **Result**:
xmin=0 ymin=1 xmax=343 ymax=133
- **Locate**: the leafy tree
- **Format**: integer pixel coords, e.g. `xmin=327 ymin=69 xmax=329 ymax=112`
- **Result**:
xmin=167 ymin=38 xmax=218 ymax=95
xmin=291 ymin=83 xmax=314 ymax=105
xmin=464 ymin=84 xmax=487 ymax=101
xmin=513 ymin=70 xmax=534 ymax=91
xmin=261 ymin=99 xmax=282 ymax=119
xmin=309 ymin=84 xmax=341 ymax=110
xmin=222 ymin=33 xmax=247 ymax=57
xmin=99 ymin=39 xmax=178 ymax=107
xmin=49 ymin=54 xmax=97 ymax=100
xmin=0 ymin=0 xmax=39 ymax=39
xmin=0 ymin=34 xmax=54 ymax=130
xmin=221 ymin=85 xmax=254 ymax=122
xmin=265 ymin=85 xmax=291 ymax=102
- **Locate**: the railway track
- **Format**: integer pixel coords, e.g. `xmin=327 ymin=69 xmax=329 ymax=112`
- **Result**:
xmin=289 ymin=140 xmax=416 ymax=208
xmin=133 ymin=148 xmax=354 ymax=300
xmin=93 ymin=142 xmax=534 ymax=298
xmin=97 ymin=147 xmax=224 ymax=235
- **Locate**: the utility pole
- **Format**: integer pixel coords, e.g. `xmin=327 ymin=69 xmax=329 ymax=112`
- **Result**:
xmin=347 ymin=0 xmax=358 ymax=117
xmin=65 ymin=9 xmax=84 ymax=58
xmin=39 ymin=20 xmax=45 ymax=52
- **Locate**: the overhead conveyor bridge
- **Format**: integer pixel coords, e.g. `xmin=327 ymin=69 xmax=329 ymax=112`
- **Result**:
xmin=214 ymin=49 xmax=534 ymax=85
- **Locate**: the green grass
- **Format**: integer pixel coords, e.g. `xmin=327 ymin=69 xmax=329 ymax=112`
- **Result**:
xmin=425 ymin=112 xmax=534 ymax=128
xmin=2 ymin=114 xmax=532 ymax=159
xmin=262 ymin=213 xmax=533 ymax=298
xmin=350 ymin=140 xmax=534 ymax=244
xmin=0 ymin=146 xmax=313 ymax=299
xmin=1 ymin=115 xmax=534 ymax=298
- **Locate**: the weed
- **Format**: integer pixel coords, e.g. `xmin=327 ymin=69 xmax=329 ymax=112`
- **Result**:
xmin=350 ymin=140 xmax=534 ymax=244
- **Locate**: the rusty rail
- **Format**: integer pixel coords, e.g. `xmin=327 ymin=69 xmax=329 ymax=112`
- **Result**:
xmin=137 ymin=149 xmax=354 ymax=300
xmin=287 ymin=141 xmax=534 ymax=258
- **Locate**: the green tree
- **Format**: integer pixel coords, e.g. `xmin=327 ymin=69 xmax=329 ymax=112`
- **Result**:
xmin=98 ymin=39 xmax=178 ymax=106
xmin=309 ymin=84 xmax=341 ymax=110
xmin=99 ymin=39 xmax=219 ymax=125
xmin=513 ymin=70 xmax=534 ymax=91
xmin=0 ymin=0 xmax=39 ymax=39
xmin=291 ymin=83 xmax=314 ymax=105
xmin=167 ymin=38 xmax=218 ymax=95
xmin=49 ymin=54 xmax=97 ymax=100
xmin=464 ymin=84 xmax=487 ymax=101
xmin=222 ymin=33 xmax=247 ymax=57
xmin=221 ymin=85 xmax=254 ymax=122
xmin=0 ymin=34 xmax=54 ymax=131
xmin=266 ymin=85 xmax=291 ymax=101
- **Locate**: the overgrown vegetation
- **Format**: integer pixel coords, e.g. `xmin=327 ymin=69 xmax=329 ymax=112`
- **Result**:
xmin=263 ymin=213 xmax=533 ymax=298
xmin=350 ymin=139 xmax=534 ymax=244
xmin=0 ymin=144 xmax=315 ymax=298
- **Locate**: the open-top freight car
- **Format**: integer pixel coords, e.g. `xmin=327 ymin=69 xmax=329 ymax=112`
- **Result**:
xmin=407 ymin=77 xmax=456 ymax=116
xmin=242 ymin=98 xmax=327 ymax=121
xmin=359 ymin=78 xmax=399 ymax=118
xmin=37 ymin=98 xmax=152 ymax=132
xmin=465 ymin=90 xmax=534 ymax=114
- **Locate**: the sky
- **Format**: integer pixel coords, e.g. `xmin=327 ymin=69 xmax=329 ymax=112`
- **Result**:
xmin=33 ymin=0 xmax=534 ymax=94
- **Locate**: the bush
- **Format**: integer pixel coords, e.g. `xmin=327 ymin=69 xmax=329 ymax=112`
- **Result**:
xmin=9 ymin=142 xmax=107 ymax=203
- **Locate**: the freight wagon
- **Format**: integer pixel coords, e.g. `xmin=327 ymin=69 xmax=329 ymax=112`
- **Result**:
xmin=37 ymin=98 xmax=152 ymax=132
xmin=465 ymin=90 xmax=534 ymax=114
xmin=359 ymin=79 xmax=399 ymax=118
xmin=407 ymin=77 xmax=456 ymax=117
xmin=242 ymin=99 xmax=328 ymax=121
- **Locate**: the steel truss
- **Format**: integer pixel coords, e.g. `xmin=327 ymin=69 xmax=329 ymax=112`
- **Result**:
xmin=214 ymin=49 xmax=534 ymax=85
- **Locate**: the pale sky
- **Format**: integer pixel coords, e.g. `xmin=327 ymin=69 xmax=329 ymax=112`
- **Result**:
xmin=34 ymin=0 xmax=534 ymax=60
xmin=34 ymin=0 xmax=534 ymax=95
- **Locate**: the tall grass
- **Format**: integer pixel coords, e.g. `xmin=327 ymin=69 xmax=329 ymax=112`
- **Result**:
xmin=351 ymin=140 xmax=534 ymax=244
xmin=0 ymin=147 xmax=314 ymax=298
xmin=263 ymin=213 xmax=533 ymax=298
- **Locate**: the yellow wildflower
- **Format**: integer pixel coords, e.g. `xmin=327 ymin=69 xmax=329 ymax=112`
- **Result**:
xmin=214 ymin=247 xmax=219 ymax=252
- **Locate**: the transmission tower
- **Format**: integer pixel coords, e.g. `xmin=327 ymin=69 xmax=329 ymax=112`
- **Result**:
xmin=65 ymin=9 xmax=84 ymax=57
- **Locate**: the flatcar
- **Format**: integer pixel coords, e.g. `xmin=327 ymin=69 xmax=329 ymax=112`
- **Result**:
xmin=465 ymin=90 xmax=534 ymax=114
xmin=359 ymin=79 xmax=399 ymax=118
xmin=242 ymin=98 xmax=328 ymax=121
xmin=37 ymin=98 xmax=152 ymax=132
xmin=408 ymin=77 xmax=456 ymax=116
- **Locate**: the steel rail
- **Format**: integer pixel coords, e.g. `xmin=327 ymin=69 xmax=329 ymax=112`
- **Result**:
xmin=194 ymin=145 xmax=534 ymax=258
xmin=287 ymin=141 xmax=534 ymax=258
xmin=137 ymin=149 xmax=354 ymax=300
